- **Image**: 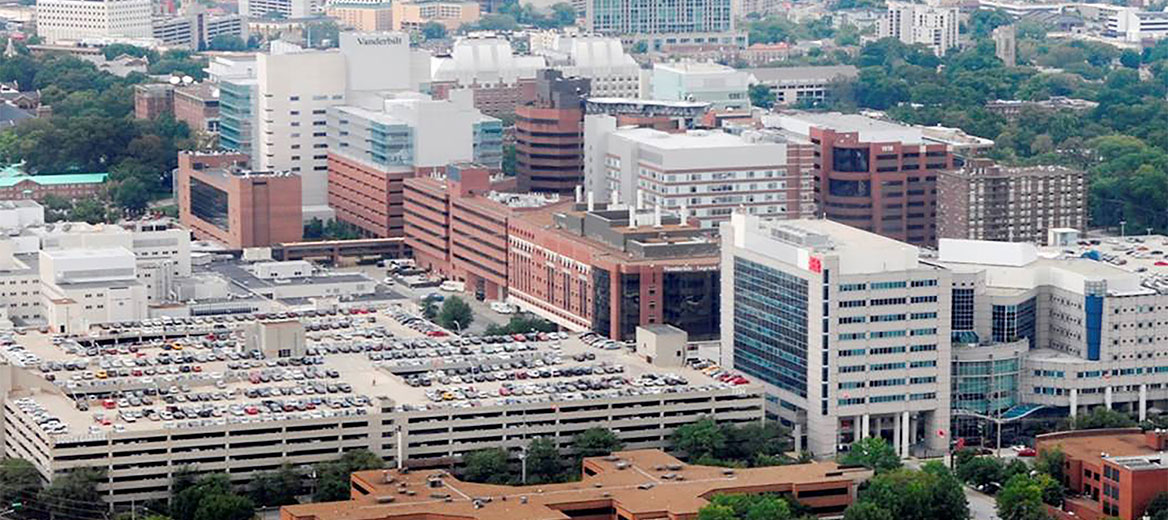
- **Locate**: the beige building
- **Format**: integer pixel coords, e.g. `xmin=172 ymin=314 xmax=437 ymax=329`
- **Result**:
xmin=326 ymin=3 xmax=393 ymax=32
xmin=392 ymin=0 xmax=480 ymax=31
xmin=936 ymin=158 xmax=1087 ymax=244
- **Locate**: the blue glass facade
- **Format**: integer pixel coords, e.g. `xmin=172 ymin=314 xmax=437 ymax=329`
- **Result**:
xmin=473 ymin=120 xmax=504 ymax=168
xmin=732 ymin=257 xmax=809 ymax=398
xmin=1086 ymin=295 xmax=1102 ymax=361
xmin=218 ymin=80 xmax=253 ymax=154
xmin=368 ymin=122 xmax=413 ymax=166
xmin=992 ymin=297 xmax=1037 ymax=347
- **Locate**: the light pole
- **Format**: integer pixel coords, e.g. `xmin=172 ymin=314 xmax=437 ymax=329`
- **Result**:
xmin=518 ymin=444 xmax=528 ymax=484
xmin=1121 ymin=220 xmax=1127 ymax=238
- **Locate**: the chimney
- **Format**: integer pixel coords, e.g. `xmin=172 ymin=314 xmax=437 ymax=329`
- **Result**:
xmin=628 ymin=204 xmax=636 ymax=228
xmin=575 ymin=185 xmax=582 ymax=204
xmin=654 ymin=204 xmax=662 ymax=227
xmin=587 ymin=191 xmax=595 ymax=212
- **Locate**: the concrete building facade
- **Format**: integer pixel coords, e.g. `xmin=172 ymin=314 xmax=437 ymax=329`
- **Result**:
xmin=430 ymin=36 xmax=546 ymax=117
xmin=651 ymin=62 xmax=751 ymax=111
xmin=879 ymin=0 xmax=959 ymax=56
xmin=325 ymin=3 xmax=394 ymax=31
xmin=583 ymin=0 xmax=745 ymax=50
xmin=36 ymin=0 xmax=152 ymax=44
xmin=530 ymin=34 xmax=640 ymax=98
xmin=721 ymin=215 xmax=952 ymax=458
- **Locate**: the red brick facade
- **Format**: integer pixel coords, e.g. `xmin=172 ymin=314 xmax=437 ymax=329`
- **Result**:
xmin=177 ymin=152 xmax=303 ymax=249
xmin=327 ymin=153 xmax=413 ymax=238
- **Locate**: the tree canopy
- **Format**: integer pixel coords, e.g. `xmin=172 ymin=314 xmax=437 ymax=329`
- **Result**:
xmin=843 ymin=462 xmax=968 ymax=520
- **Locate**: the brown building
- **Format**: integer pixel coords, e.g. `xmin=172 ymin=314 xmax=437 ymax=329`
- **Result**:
xmin=1038 ymin=428 xmax=1168 ymax=520
xmin=937 ymin=158 xmax=1086 ymax=244
xmin=281 ymin=449 xmax=870 ymax=520
xmin=403 ymin=163 xmax=564 ymax=300
xmin=391 ymin=0 xmax=481 ymax=31
xmin=508 ymin=203 xmax=720 ymax=341
xmin=515 ymin=70 xmax=590 ymax=194
xmin=173 ymin=83 xmax=220 ymax=134
xmin=326 ymin=3 xmax=394 ymax=31
xmin=133 ymin=83 xmax=174 ymax=120
xmin=177 ymin=151 xmax=303 ymax=248
xmin=772 ymin=112 xmax=953 ymax=246
xmin=328 ymin=153 xmax=413 ymax=239
xmin=431 ymin=79 xmax=537 ymax=119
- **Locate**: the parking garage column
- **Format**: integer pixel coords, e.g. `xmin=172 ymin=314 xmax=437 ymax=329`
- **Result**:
xmin=1070 ymin=388 xmax=1078 ymax=418
xmin=1105 ymin=385 xmax=1113 ymax=409
xmin=901 ymin=411 xmax=910 ymax=458
xmin=1141 ymin=384 xmax=1149 ymax=422
xmin=893 ymin=413 xmax=901 ymax=455
xmin=861 ymin=413 xmax=870 ymax=438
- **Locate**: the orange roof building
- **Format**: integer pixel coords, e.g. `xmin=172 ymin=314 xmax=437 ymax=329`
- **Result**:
xmin=281 ymin=450 xmax=872 ymax=520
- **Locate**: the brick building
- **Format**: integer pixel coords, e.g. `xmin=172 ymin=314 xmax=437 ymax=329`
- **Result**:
xmin=430 ymin=36 xmax=545 ymax=117
xmin=133 ymin=83 xmax=173 ymax=120
xmin=1038 ymin=428 xmax=1168 ymax=520
xmin=936 ymin=158 xmax=1086 ymax=244
xmin=767 ymin=112 xmax=954 ymax=247
xmin=281 ymin=450 xmax=870 ymax=520
xmin=515 ymin=70 xmax=590 ymax=194
xmin=507 ymin=202 xmax=720 ymax=340
xmin=176 ymin=151 xmax=302 ymax=248
xmin=173 ymin=83 xmax=220 ymax=134
xmin=0 ymin=172 xmax=107 ymax=201
xmin=402 ymin=163 xmax=563 ymax=300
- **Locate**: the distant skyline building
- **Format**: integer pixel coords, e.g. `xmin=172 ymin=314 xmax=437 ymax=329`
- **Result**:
xmin=584 ymin=0 xmax=745 ymax=50
xmin=879 ymin=0 xmax=959 ymax=56
xmin=239 ymin=0 xmax=314 ymax=19
xmin=530 ymin=33 xmax=641 ymax=98
xmin=430 ymin=36 xmax=545 ymax=117
xmin=515 ymin=70 xmax=590 ymax=194
xmin=651 ymin=62 xmax=751 ymax=111
xmin=36 ymin=0 xmax=152 ymax=44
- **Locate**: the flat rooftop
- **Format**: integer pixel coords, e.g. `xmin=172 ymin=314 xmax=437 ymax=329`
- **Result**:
xmin=613 ymin=128 xmax=775 ymax=150
xmin=746 ymin=65 xmax=859 ymax=83
xmin=1037 ymin=429 xmax=1165 ymax=470
xmin=5 ymin=307 xmax=750 ymax=441
xmin=283 ymin=449 xmax=870 ymax=520
xmin=772 ymin=112 xmax=926 ymax=144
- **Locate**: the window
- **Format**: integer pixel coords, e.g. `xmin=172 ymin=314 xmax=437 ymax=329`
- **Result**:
xmin=910 ymin=360 xmax=937 ymax=368
xmin=911 ymin=279 xmax=937 ymax=287
xmin=840 ymin=283 xmax=867 ymax=292
xmin=871 ymin=281 xmax=907 ymax=290
xmin=911 ymin=295 xmax=938 ymax=304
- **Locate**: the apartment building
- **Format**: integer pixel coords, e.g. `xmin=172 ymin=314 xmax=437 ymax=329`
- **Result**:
xmin=1 ymin=318 xmax=764 ymax=509
xmin=936 ymin=158 xmax=1087 ymax=244
xmin=746 ymin=66 xmax=859 ymax=106
xmin=430 ymin=36 xmax=546 ymax=117
xmin=326 ymin=3 xmax=394 ymax=31
xmin=1108 ymin=7 xmax=1168 ymax=43
xmin=879 ymin=0 xmax=959 ymax=56
xmin=173 ymin=83 xmax=220 ymax=134
xmin=402 ymin=164 xmax=563 ymax=300
xmin=586 ymin=126 xmax=816 ymax=228
xmin=721 ymin=215 xmax=952 ymax=458
xmin=583 ymin=0 xmax=745 ymax=50
xmin=767 ymin=112 xmax=955 ymax=247
xmin=515 ymin=70 xmax=590 ymax=194
xmin=283 ymin=450 xmax=870 ymax=520
xmin=36 ymin=0 xmax=152 ymax=44
xmin=1037 ymin=429 xmax=1168 ymax=520
xmin=530 ymin=34 xmax=641 ymax=99
xmin=391 ymin=0 xmax=481 ymax=31
xmin=651 ymin=62 xmax=751 ymax=111
xmin=327 ymin=91 xmax=502 ymax=238
xmin=152 ymin=5 xmax=246 ymax=50
xmin=238 ymin=0 xmax=313 ymax=19
xmin=134 ymin=84 xmax=173 ymax=120
xmin=176 ymin=151 xmax=303 ymax=248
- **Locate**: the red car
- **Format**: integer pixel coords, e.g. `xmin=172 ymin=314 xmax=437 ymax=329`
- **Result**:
xmin=1017 ymin=447 xmax=1037 ymax=457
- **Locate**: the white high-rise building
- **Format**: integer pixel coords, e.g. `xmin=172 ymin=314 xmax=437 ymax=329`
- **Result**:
xmin=879 ymin=0 xmax=959 ymax=56
xmin=721 ymin=215 xmax=952 ymax=458
xmin=254 ymin=32 xmax=430 ymax=222
xmin=36 ymin=0 xmax=152 ymax=44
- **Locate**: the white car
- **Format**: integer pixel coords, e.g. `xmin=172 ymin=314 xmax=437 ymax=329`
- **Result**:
xmin=489 ymin=301 xmax=515 ymax=314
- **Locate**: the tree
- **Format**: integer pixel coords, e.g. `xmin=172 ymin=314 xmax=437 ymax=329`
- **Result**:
xmin=502 ymin=143 xmax=516 ymax=176
xmin=969 ymin=9 xmax=1012 ymax=38
xmin=839 ymin=437 xmax=901 ymax=472
xmin=698 ymin=504 xmax=737 ymax=520
xmin=1072 ymin=407 xmax=1136 ymax=430
xmin=461 ymin=448 xmax=510 ymax=484
xmin=305 ymin=20 xmax=340 ymax=48
xmin=1034 ymin=447 xmax=1065 ymax=485
xmin=437 ymin=295 xmax=473 ymax=331
xmin=550 ymin=2 xmax=577 ymax=26
xmin=1121 ymin=49 xmax=1142 ymax=69
xmin=0 ymin=458 xmax=42 ymax=513
xmin=1146 ymin=492 xmax=1168 ymax=520
xmin=311 ymin=450 xmax=384 ymax=502
xmin=631 ymin=41 xmax=648 ymax=53
xmin=855 ymin=462 xmax=969 ymax=520
xmin=421 ymin=300 xmax=438 ymax=320
xmin=748 ymin=84 xmax=776 ymax=109
xmin=208 ymin=34 xmax=247 ymax=51
xmin=844 ymin=502 xmax=894 ymax=520
xmin=39 ymin=467 xmax=105 ymax=520
xmin=996 ymin=474 xmax=1050 ymax=520
xmin=193 ymin=494 xmax=254 ymax=520
xmin=573 ymin=428 xmax=623 ymax=458
xmin=526 ymin=437 xmax=562 ymax=483
xmin=421 ymin=21 xmax=447 ymax=40
xmin=672 ymin=418 xmax=726 ymax=460
xmin=698 ymin=494 xmax=793 ymax=520
xmin=112 ymin=176 xmax=151 ymax=215
xmin=69 ymin=199 xmax=106 ymax=224
xmin=247 ymin=464 xmax=301 ymax=507
xmin=956 ymin=455 xmax=1003 ymax=489
xmin=720 ymin=423 xmax=791 ymax=465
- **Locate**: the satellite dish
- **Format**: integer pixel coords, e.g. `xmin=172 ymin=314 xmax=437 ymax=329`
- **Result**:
xmin=181 ymin=75 xmax=194 ymax=84
xmin=168 ymin=76 xmax=180 ymax=85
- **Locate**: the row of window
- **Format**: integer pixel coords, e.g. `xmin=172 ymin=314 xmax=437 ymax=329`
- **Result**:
xmin=837 ymin=392 xmax=936 ymax=406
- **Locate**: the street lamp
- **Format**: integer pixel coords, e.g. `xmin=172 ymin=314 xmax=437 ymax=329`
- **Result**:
xmin=1121 ymin=220 xmax=1127 ymax=238
xmin=518 ymin=444 xmax=528 ymax=484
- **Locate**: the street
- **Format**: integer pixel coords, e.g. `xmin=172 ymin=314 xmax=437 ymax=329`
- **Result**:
xmin=903 ymin=455 xmax=1001 ymax=520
